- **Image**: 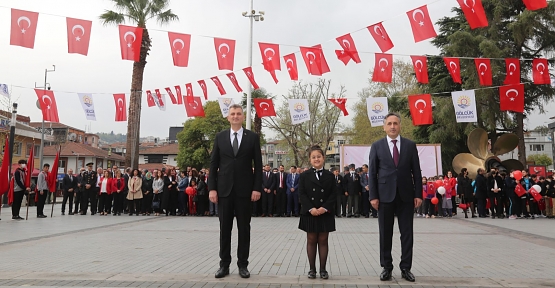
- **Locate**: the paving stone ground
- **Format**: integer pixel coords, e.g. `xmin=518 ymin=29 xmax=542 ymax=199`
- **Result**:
xmin=1 ymin=206 xmax=555 ymax=287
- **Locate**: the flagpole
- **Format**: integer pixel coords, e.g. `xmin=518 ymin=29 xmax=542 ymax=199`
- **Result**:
xmin=35 ymin=65 xmax=55 ymax=170
xmin=25 ymin=192 xmax=30 ymax=220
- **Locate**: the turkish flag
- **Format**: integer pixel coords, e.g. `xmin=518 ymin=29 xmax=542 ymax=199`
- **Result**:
xmin=259 ymin=42 xmax=281 ymax=71
xmin=226 ymin=72 xmax=243 ymax=93
xmin=198 ymin=80 xmax=208 ymax=100
xmin=457 ymin=0 xmax=488 ymax=29
xmin=254 ymin=99 xmax=276 ymax=118
xmin=146 ymin=90 xmax=156 ymax=107
xmin=300 ymin=46 xmax=327 ymax=76
xmin=408 ymin=94 xmax=433 ymax=125
xmin=335 ymin=50 xmax=351 ymax=66
xmin=174 ymin=85 xmax=183 ymax=105
xmin=243 ymin=67 xmax=260 ymax=90
xmin=165 ymin=87 xmax=178 ymax=104
xmin=406 ymin=5 xmax=437 ymax=43
xmin=444 ymin=57 xmax=462 ymax=84
xmin=475 ymin=58 xmax=492 ymax=86
xmin=48 ymin=148 xmax=60 ymax=192
xmin=410 ymin=55 xmax=429 ymax=84
xmin=504 ymin=58 xmax=520 ymax=85
xmin=336 ymin=33 xmax=361 ymax=64
xmin=154 ymin=89 xmax=166 ymax=111
xmin=328 ymin=98 xmax=349 ymax=116
xmin=499 ymin=84 xmax=524 ymax=113
xmin=211 ymin=76 xmax=226 ymax=96
xmin=0 ymin=137 xmax=9 ymax=196
xmin=184 ymin=83 xmax=194 ymax=103
xmin=523 ymin=0 xmax=548 ymax=10
xmin=532 ymin=58 xmax=551 ymax=84
xmin=35 ymin=89 xmax=60 ymax=122
xmin=10 ymin=9 xmax=39 ymax=49
xmin=313 ymin=44 xmax=330 ymax=74
xmin=113 ymin=94 xmax=127 ymax=121
xmin=372 ymin=53 xmax=393 ymax=83
xmin=118 ymin=25 xmax=143 ymax=61
xmin=25 ymin=142 xmax=34 ymax=187
xmin=284 ymin=53 xmax=299 ymax=81
xmin=168 ymin=32 xmax=191 ymax=67
xmin=184 ymin=96 xmax=205 ymax=117
xmin=66 ymin=17 xmax=92 ymax=55
xmin=214 ymin=37 xmax=235 ymax=70
xmin=367 ymin=22 xmax=394 ymax=53
xmin=515 ymin=183 xmax=526 ymax=197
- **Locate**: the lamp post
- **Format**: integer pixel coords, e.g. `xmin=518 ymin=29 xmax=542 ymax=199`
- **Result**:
xmin=242 ymin=1 xmax=265 ymax=130
xmin=2 ymin=103 xmax=18 ymax=207
xmin=35 ymin=65 xmax=56 ymax=169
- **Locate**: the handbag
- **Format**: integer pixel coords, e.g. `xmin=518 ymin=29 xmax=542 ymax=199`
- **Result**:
xmin=152 ymin=197 xmax=161 ymax=209
xmin=193 ymin=195 xmax=198 ymax=202
xmin=458 ymin=203 xmax=467 ymax=210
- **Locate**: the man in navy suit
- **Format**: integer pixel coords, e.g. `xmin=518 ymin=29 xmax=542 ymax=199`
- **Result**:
xmin=61 ymin=169 xmax=78 ymax=215
xmin=369 ymin=112 xmax=422 ymax=283
xmin=261 ymin=164 xmax=275 ymax=217
xmin=286 ymin=165 xmax=300 ymax=217
xmin=360 ymin=164 xmax=375 ymax=218
xmin=209 ymin=104 xmax=263 ymax=279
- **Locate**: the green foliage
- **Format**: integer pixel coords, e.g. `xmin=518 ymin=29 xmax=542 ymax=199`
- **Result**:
xmin=99 ymin=0 xmax=179 ymax=27
xmin=527 ymin=154 xmax=553 ymax=166
xmin=97 ymin=132 xmax=127 ymax=144
xmin=176 ymin=101 xmax=229 ymax=170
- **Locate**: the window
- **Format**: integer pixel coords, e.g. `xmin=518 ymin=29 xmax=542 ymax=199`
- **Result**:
xmin=26 ymin=143 xmax=33 ymax=156
xmin=147 ymin=155 xmax=164 ymax=163
xmin=530 ymin=144 xmax=545 ymax=151
xmin=34 ymin=145 xmax=40 ymax=157
xmin=13 ymin=142 xmax=22 ymax=156
xmin=337 ymin=140 xmax=346 ymax=145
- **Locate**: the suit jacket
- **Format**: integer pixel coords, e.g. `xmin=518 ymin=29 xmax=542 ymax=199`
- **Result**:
xmin=262 ymin=170 xmax=275 ymax=191
xmin=474 ymin=174 xmax=488 ymax=198
xmin=343 ymin=172 xmax=361 ymax=195
xmin=333 ymin=174 xmax=343 ymax=195
xmin=62 ymin=174 xmax=78 ymax=193
xmin=208 ymin=128 xmax=263 ymax=198
xmin=286 ymin=173 xmax=299 ymax=192
xmin=368 ymin=136 xmax=422 ymax=203
xmin=275 ymin=172 xmax=288 ymax=191
xmin=487 ymin=175 xmax=504 ymax=197
xmin=298 ymin=169 xmax=336 ymax=214
xmin=360 ymin=172 xmax=370 ymax=192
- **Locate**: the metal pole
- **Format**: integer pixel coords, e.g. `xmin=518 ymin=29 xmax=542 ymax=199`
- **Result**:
xmin=39 ymin=69 xmax=46 ymax=168
xmin=245 ymin=0 xmax=254 ymax=130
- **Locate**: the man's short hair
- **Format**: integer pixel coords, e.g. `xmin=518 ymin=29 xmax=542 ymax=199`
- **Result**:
xmin=43 ymin=163 xmax=50 ymax=168
xmin=229 ymin=104 xmax=243 ymax=110
xmin=18 ymin=159 xmax=27 ymax=164
xmin=383 ymin=112 xmax=401 ymax=124
xmin=290 ymin=165 xmax=297 ymax=169
xmin=362 ymin=164 xmax=368 ymax=168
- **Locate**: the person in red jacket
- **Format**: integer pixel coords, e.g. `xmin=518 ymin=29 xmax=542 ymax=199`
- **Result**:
xmin=186 ymin=179 xmax=198 ymax=215
xmin=445 ymin=171 xmax=457 ymax=216
xmin=98 ymin=170 xmax=114 ymax=215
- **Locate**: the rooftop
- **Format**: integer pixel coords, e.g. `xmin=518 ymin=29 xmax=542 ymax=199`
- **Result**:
xmin=42 ymin=142 xmax=125 ymax=161
xmin=29 ymin=122 xmax=85 ymax=133
xmin=139 ymin=143 xmax=179 ymax=155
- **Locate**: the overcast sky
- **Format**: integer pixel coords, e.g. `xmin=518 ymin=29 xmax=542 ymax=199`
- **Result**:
xmin=0 ymin=0 xmax=552 ymax=140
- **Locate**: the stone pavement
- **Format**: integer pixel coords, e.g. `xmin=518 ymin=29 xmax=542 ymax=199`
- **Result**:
xmin=1 ymin=206 xmax=555 ymax=288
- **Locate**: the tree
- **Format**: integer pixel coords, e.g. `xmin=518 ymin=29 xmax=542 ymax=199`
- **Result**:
xmin=527 ymin=154 xmax=553 ymax=166
xmin=348 ymin=60 xmax=418 ymax=145
xmin=264 ymin=79 xmax=343 ymax=167
xmin=427 ymin=1 xmax=555 ymax=168
xmin=241 ymin=88 xmax=273 ymax=137
xmin=100 ymin=0 xmax=179 ymax=168
xmin=533 ymin=125 xmax=549 ymax=136
xmin=176 ymin=101 xmax=229 ymax=169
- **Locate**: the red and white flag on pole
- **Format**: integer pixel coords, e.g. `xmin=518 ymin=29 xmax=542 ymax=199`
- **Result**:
xmin=214 ymin=38 xmax=235 ymax=70
xmin=372 ymin=53 xmax=393 ymax=83
xmin=226 ymin=72 xmax=243 ymax=92
xmin=475 ymin=58 xmax=492 ymax=86
xmin=66 ymin=17 xmax=92 ymax=55
xmin=335 ymin=33 xmax=361 ymax=64
xmin=328 ymin=98 xmax=349 ymax=116
xmin=118 ymin=25 xmax=143 ymax=61
xmin=457 ymin=0 xmax=488 ymax=29
xmin=243 ymin=67 xmax=260 ymax=90
xmin=259 ymin=42 xmax=281 ymax=71
xmin=165 ymin=87 xmax=178 ymax=104
xmin=197 ymin=80 xmax=208 ymax=100
xmin=168 ymin=32 xmax=191 ymax=67
xmin=367 ymin=22 xmax=394 ymax=53
xmin=113 ymin=93 xmax=127 ymax=121
xmin=184 ymin=96 xmax=205 ymax=117
xmin=211 ymin=76 xmax=226 ymax=96
xmin=35 ymin=89 xmax=60 ymax=122
xmin=284 ymin=53 xmax=299 ymax=81
xmin=300 ymin=46 xmax=324 ymax=76
xmin=444 ymin=57 xmax=462 ymax=84
xmin=504 ymin=58 xmax=520 ymax=85
xmin=406 ymin=5 xmax=437 ymax=43
xmin=48 ymin=148 xmax=60 ymax=192
xmin=0 ymin=137 xmax=9 ymax=195
xmin=499 ymin=84 xmax=525 ymax=113
xmin=174 ymin=85 xmax=183 ymax=105
xmin=532 ymin=58 xmax=551 ymax=84
xmin=408 ymin=94 xmax=433 ymax=125
xmin=313 ymin=44 xmax=330 ymax=74
xmin=10 ymin=9 xmax=39 ymax=49
xmin=146 ymin=90 xmax=156 ymax=107
xmin=410 ymin=55 xmax=429 ymax=84
xmin=254 ymin=99 xmax=276 ymax=118
xmin=154 ymin=89 xmax=166 ymax=111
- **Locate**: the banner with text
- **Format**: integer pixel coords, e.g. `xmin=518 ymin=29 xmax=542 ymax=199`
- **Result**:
xmin=288 ymin=99 xmax=310 ymax=125
xmin=218 ymin=97 xmax=235 ymax=117
xmin=77 ymin=93 xmax=96 ymax=121
xmin=366 ymin=97 xmax=389 ymax=127
xmin=451 ymin=90 xmax=478 ymax=123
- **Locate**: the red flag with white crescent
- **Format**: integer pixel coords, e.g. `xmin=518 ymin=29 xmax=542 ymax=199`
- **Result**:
xmin=474 ymin=58 xmax=492 ymax=86
xmin=367 ymin=22 xmax=394 ymax=53
xmin=444 ymin=57 xmax=462 ymax=84
xmin=406 ymin=5 xmax=437 ymax=43
xmin=154 ymin=89 xmax=166 ymax=111
xmin=408 ymin=94 xmax=433 ymax=125
xmin=457 ymin=0 xmax=488 ymax=29
xmin=174 ymin=85 xmax=183 ymax=105
xmin=0 ymin=137 xmax=9 ymax=196
xmin=523 ymin=0 xmax=548 ymax=10
xmin=283 ymin=53 xmax=299 ymax=81
xmin=504 ymin=58 xmax=520 ymax=85
xmin=226 ymin=72 xmax=243 ymax=92
xmin=167 ymin=32 xmax=191 ymax=67
xmin=313 ymin=44 xmax=330 ymax=74
xmin=243 ymin=67 xmax=260 ymax=90
xmin=328 ymin=98 xmax=349 ymax=116
xmin=214 ymin=38 xmax=235 ymax=70
xmin=211 ymin=76 xmax=226 ymax=96
xmin=372 ymin=53 xmax=393 ymax=83
xmin=259 ymin=42 xmax=281 ymax=71
xmin=35 ymin=89 xmax=60 ymax=122
xmin=10 ymin=9 xmax=39 ymax=49
xmin=532 ymin=58 xmax=551 ymax=84
xmin=410 ymin=55 xmax=429 ymax=84
xmin=184 ymin=96 xmax=205 ymax=117
xmin=197 ymin=80 xmax=208 ymax=100
xmin=66 ymin=17 xmax=92 ymax=55
xmin=165 ymin=87 xmax=178 ymax=104
xmin=118 ymin=25 xmax=143 ymax=61
xmin=335 ymin=50 xmax=351 ymax=66
xmin=499 ymin=84 xmax=524 ymax=113
xmin=48 ymin=147 xmax=60 ymax=192
xmin=113 ymin=93 xmax=127 ymax=121
xmin=300 ymin=46 xmax=324 ymax=76
xmin=253 ymin=98 xmax=276 ymax=118
xmin=335 ymin=33 xmax=361 ymax=64
xmin=146 ymin=90 xmax=155 ymax=107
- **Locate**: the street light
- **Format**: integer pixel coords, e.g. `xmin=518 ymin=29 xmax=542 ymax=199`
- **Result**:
xmin=2 ymin=103 xmax=17 ymax=208
xmin=35 ymin=65 xmax=56 ymax=168
xmin=242 ymin=1 xmax=265 ymax=130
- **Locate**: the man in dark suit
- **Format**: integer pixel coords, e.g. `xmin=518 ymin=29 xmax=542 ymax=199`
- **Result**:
xmin=261 ymin=164 xmax=275 ymax=217
xmin=80 ymin=162 xmax=97 ymax=215
xmin=332 ymin=168 xmax=346 ymax=217
xmin=274 ymin=165 xmax=288 ymax=217
xmin=359 ymin=164 xmax=374 ymax=218
xmin=286 ymin=165 xmax=300 ymax=217
xmin=61 ymin=169 xmax=78 ymax=215
xmin=369 ymin=112 xmax=422 ymax=283
xmin=343 ymin=163 xmax=361 ymax=218
xmin=487 ymin=168 xmax=504 ymax=219
xmin=475 ymin=168 xmax=488 ymax=218
xmin=208 ymin=104 xmax=263 ymax=279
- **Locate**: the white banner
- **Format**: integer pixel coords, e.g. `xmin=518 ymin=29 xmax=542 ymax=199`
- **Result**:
xmin=77 ymin=93 xmax=96 ymax=121
xmin=0 ymin=84 xmax=9 ymax=98
xmin=218 ymin=98 xmax=235 ymax=117
xmin=451 ymin=90 xmax=478 ymax=123
xmin=367 ymin=97 xmax=389 ymax=127
xmin=288 ymin=99 xmax=310 ymax=125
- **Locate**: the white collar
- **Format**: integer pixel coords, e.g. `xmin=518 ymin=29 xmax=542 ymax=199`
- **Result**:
xmin=231 ymin=127 xmax=244 ymax=135
xmin=387 ymin=135 xmax=400 ymax=143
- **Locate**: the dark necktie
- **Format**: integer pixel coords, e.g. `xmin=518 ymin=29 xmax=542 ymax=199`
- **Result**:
xmin=70 ymin=175 xmax=73 ymax=182
xmin=233 ymin=132 xmax=239 ymax=156
xmin=315 ymin=169 xmax=322 ymax=179
xmin=392 ymin=139 xmax=399 ymax=166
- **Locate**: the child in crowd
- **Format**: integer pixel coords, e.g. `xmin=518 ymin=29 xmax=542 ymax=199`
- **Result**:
xmin=442 ymin=184 xmax=452 ymax=218
xmin=426 ymin=177 xmax=436 ymax=218
xmin=418 ymin=177 xmax=428 ymax=217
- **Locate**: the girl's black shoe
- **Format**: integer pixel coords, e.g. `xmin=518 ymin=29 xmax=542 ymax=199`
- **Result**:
xmin=307 ymin=270 xmax=316 ymax=279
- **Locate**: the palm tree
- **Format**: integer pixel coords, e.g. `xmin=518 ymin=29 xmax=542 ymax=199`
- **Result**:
xmin=100 ymin=0 xmax=178 ymax=168
xmin=242 ymin=88 xmax=272 ymax=136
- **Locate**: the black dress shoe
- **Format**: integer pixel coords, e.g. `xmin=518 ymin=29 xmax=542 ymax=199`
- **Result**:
xmin=307 ymin=270 xmax=316 ymax=279
xmin=320 ymin=270 xmax=329 ymax=279
xmin=214 ymin=267 xmax=229 ymax=278
xmin=68 ymin=212 xmax=74 ymax=215
xmin=401 ymin=269 xmax=415 ymax=282
xmin=61 ymin=212 xmax=65 ymax=215
xmin=380 ymin=268 xmax=392 ymax=281
xmin=238 ymin=267 xmax=250 ymax=278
